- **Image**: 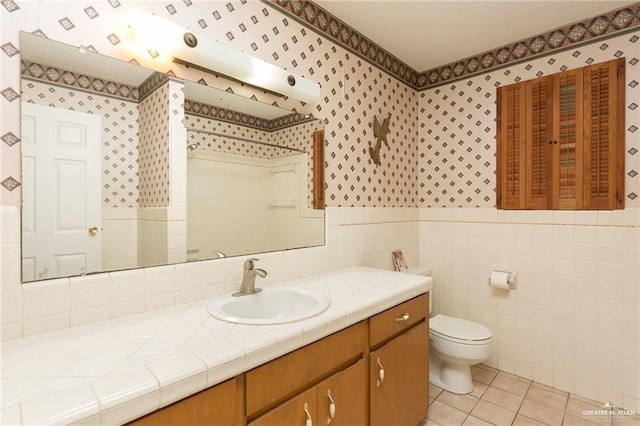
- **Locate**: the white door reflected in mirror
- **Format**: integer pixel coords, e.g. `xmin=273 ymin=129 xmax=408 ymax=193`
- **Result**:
xmin=21 ymin=103 xmax=102 ymax=281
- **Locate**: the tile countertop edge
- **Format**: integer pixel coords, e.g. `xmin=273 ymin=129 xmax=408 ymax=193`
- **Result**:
xmin=0 ymin=267 xmax=433 ymax=425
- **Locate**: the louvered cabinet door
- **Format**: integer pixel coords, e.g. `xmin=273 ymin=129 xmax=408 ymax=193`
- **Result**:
xmin=525 ymin=76 xmax=553 ymax=209
xmin=552 ymin=68 xmax=584 ymax=209
xmin=583 ymin=58 xmax=625 ymax=209
xmin=497 ymin=83 xmax=526 ymax=209
xmin=497 ymin=58 xmax=625 ymax=211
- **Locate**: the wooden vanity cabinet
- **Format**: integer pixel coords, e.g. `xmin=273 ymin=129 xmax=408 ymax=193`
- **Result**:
xmin=129 ymin=293 xmax=429 ymax=426
xmin=249 ymin=360 xmax=367 ymax=426
xmin=247 ymin=321 xmax=367 ymax=425
xmin=245 ymin=321 xmax=367 ymax=417
xmin=128 ymin=376 xmax=244 ymax=426
xmin=369 ymin=294 xmax=429 ymax=426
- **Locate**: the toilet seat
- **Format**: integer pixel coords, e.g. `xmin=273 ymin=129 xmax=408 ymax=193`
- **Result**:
xmin=430 ymin=314 xmax=492 ymax=345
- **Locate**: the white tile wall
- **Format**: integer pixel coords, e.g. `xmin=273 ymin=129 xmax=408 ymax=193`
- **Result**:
xmin=102 ymin=208 xmax=138 ymax=272
xmin=2 ymin=208 xmax=637 ymax=411
xmin=420 ymin=207 xmax=640 ymax=411
xmin=0 ymin=206 xmax=419 ymax=340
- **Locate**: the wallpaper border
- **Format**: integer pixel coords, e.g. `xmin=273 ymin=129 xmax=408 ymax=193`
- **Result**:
xmin=265 ymin=0 xmax=640 ymax=90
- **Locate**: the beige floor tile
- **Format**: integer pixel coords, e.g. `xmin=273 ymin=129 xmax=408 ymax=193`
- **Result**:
xmin=530 ymin=381 xmax=569 ymax=397
xmin=497 ymin=370 xmax=532 ymax=385
xmin=469 ymin=380 xmax=489 ymax=398
xmin=470 ymin=399 xmax=517 ymax=426
xmin=430 ymin=383 xmax=444 ymax=400
xmin=562 ymin=413 xmax=602 ymax=425
xmin=437 ymin=390 xmax=479 ymax=414
xmin=481 ymin=386 xmax=524 ymax=412
xmin=519 ymin=398 xmax=565 ymax=426
xmin=419 ymin=418 xmax=443 ymax=426
xmin=567 ymin=393 xmax=602 ymax=406
xmin=425 ymin=370 xmax=635 ymax=426
xmin=513 ymin=414 xmax=549 ymax=425
xmin=565 ymin=396 xmax=602 ymax=419
xmin=462 ymin=415 xmax=493 ymax=426
xmin=427 ymin=400 xmax=468 ymax=426
xmin=526 ymin=383 xmax=569 ymax=412
xmin=491 ymin=373 xmax=531 ymax=397
xmin=470 ymin=365 xmax=498 ymax=385
xmin=612 ymin=413 xmax=640 ymax=426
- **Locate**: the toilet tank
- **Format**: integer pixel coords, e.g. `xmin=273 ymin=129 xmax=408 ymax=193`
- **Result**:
xmin=407 ymin=267 xmax=433 ymax=314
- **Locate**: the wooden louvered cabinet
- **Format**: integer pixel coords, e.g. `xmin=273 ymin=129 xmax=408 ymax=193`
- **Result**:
xmin=497 ymin=58 xmax=625 ymax=210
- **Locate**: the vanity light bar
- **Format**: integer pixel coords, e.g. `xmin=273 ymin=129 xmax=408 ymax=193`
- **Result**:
xmin=121 ymin=7 xmax=320 ymax=104
xmin=172 ymin=31 xmax=320 ymax=104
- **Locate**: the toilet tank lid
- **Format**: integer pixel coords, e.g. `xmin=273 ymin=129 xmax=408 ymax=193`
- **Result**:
xmin=430 ymin=314 xmax=492 ymax=341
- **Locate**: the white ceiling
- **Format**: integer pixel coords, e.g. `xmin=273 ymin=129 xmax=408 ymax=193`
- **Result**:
xmin=314 ymin=0 xmax=636 ymax=71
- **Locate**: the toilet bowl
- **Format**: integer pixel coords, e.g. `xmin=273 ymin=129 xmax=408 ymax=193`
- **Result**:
xmin=429 ymin=313 xmax=492 ymax=393
xmin=408 ymin=267 xmax=493 ymax=394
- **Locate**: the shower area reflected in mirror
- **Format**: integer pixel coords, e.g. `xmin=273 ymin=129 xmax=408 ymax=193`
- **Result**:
xmin=185 ymin=113 xmax=325 ymax=260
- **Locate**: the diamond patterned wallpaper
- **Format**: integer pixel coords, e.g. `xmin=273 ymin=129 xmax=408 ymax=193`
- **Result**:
xmin=269 ymin=1 xmax=640 ymax=89
xmin=138 ymin=82 xmax=171 ymax=207
xmin=138 ymin=79 xmax=184 ymax=208
xmin=1 ymin=1 xmax=638 ymax=209
xmin=419 ymin=32 xmax=640 ymax=207
xmin=1 ymin=0 xmax=419 ymax=208
xmin=21 ymin=79 xmax=140 ymax=208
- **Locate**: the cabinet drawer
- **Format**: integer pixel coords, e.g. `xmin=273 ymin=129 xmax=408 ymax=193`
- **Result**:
xmin=369 ymin=293 xmax=428 ymax=347
xmin=246 ymin=320 xmax=367 ymax=417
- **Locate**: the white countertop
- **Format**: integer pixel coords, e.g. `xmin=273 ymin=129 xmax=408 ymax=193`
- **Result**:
xmin=0 ymin=267 xmax=432 ymax=425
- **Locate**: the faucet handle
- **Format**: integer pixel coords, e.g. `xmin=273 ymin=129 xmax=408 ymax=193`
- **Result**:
xmin=244 ymin=258 xmax=259 ymax=270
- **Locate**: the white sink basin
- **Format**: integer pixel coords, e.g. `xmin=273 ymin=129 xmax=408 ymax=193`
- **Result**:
xmin=207 ymin=287 xmax=331 ymax=325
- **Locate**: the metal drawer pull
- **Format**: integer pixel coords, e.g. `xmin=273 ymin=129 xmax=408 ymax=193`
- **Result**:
xmin=326 ymin=389 xmax=336 ymax=424
xmin=377 ymin=358 xmax=385 ymax=387
xmin=304 ymin=402 xmax=313 ymax=426
xmin=395 ymin=313 xmax=410 ymax=322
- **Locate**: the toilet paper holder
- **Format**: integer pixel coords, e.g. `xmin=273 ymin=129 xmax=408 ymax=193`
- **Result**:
xmin=488 ymin=269 xmax=517 ymax=289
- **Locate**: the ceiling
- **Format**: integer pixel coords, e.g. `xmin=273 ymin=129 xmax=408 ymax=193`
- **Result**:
xmin=314 ymin=0 xmax=636 ymax=72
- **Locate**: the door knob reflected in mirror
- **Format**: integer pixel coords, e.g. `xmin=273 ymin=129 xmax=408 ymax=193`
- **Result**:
xmin=88 ymin=226 xmax=99 ymax=235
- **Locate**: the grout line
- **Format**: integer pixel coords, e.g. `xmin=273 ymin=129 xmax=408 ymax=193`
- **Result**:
xmin=338 ymin=219 xmax=419 ymax=226
xmin=420 ymin=219 xmax=639 ymax=228
xmin=336 ymin=219 xmax=639 ymax=228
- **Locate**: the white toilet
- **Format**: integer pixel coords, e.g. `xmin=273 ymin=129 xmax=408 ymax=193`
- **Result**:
xmin=408 ymin=267 xmax=493 ymax=394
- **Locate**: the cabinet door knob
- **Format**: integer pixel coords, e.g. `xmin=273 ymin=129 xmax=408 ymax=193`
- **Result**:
xmin=326 ymin=389 xmax=336 ymax=424
xmin=304 ymin=402 xmax=313 ymax=426
xmin=395 ymin=313 xmax=410 ymax=322
xmin=376 ymin=358 xmax=385 ymax=387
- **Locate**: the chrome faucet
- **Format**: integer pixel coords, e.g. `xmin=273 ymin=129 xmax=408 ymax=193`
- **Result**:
xmin=233 ymin=258 xmax=267 ymax=297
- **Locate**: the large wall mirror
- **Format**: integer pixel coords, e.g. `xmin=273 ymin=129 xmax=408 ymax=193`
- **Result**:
xmin=19 ymin=32 xmax=325 ymax=282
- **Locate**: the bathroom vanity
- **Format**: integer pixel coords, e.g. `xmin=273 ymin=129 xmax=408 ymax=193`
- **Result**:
xmin=0 ymin=267 xmax=432 ymax=425
xmin=130 ymin=294 xmax=428 ymax=425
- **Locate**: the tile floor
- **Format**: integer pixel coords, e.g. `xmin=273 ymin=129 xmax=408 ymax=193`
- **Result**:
xmin=421 ymin=365 xmax=640 ymax=426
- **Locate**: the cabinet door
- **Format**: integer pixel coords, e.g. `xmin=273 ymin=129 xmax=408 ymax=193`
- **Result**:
xmin=496 ymin=83 xmax=526 ymax=209
xmin=317 ymin=360 xmax=367 ymax=426
xmin=249 ymin=387 xmax=317 ymax=426
xmin=583 ymin=58 xmax=625 ymax=209
xmin=370 ymin=322 xmax=429 ymax=426
xmin=497 ymin=58 xmax=624 ymax=211
xmin=552 ymin=68 xmax=584 ymax=209
xmin=129 ymin=377 xmax=242 ymax=426
xmin=525 ymin=76 xmax=553 ymax=209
